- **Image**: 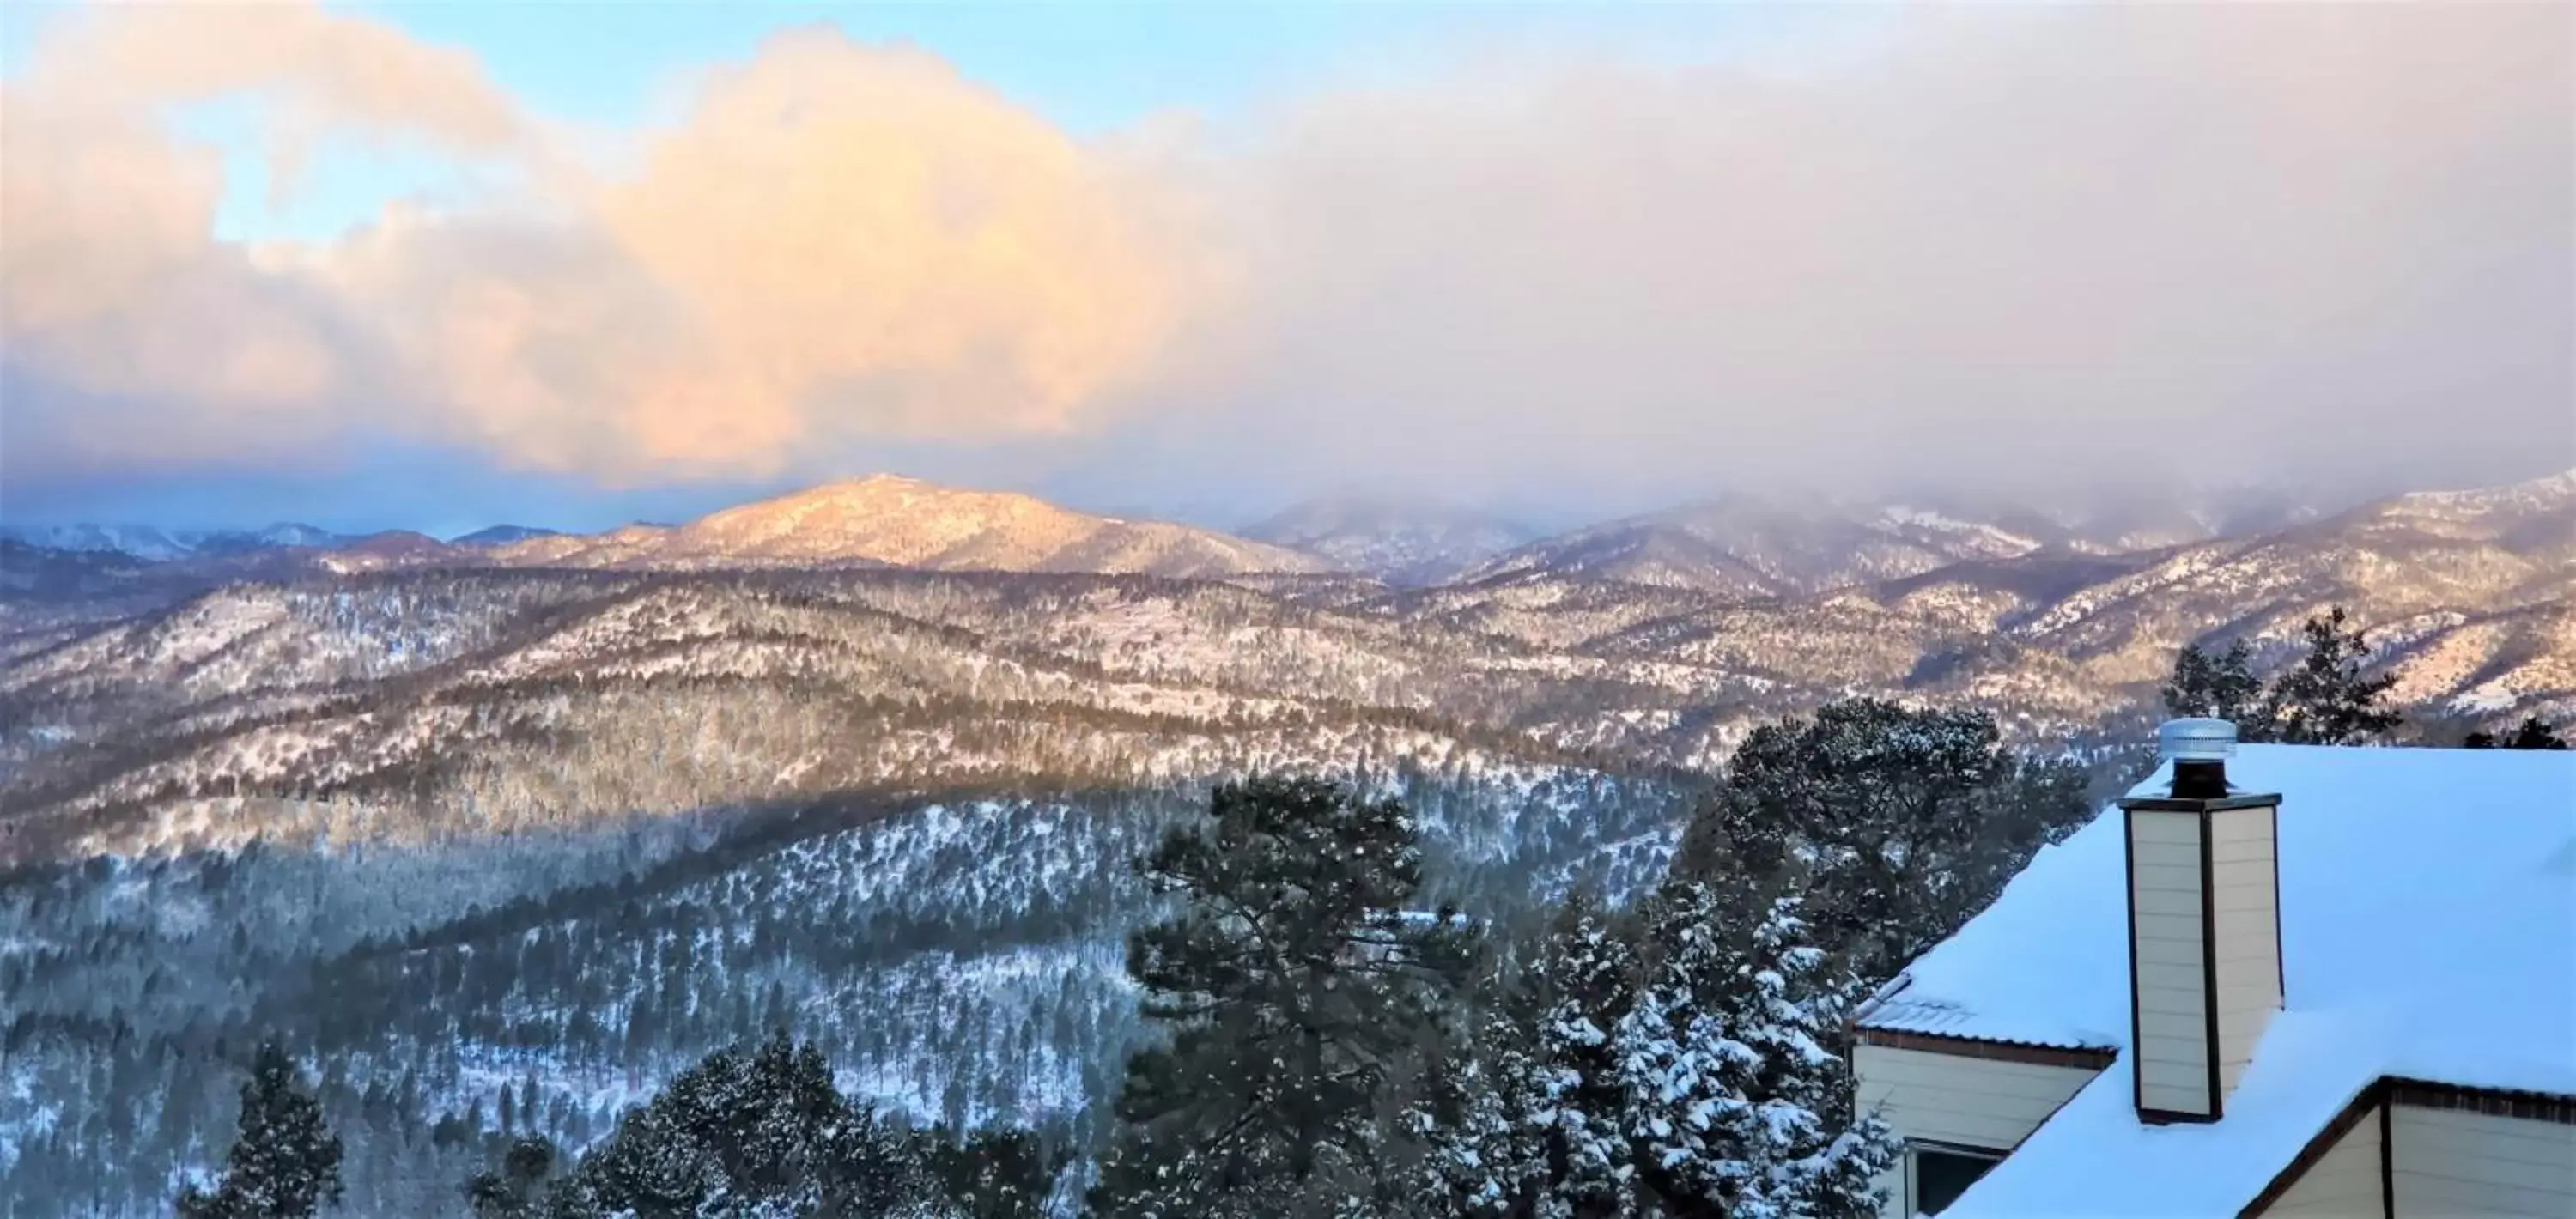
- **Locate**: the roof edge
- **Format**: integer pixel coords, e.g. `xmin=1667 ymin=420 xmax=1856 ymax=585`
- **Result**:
xmin=1855 ymin=1026 xmax=2118 ymax=1071
xmin=2239 ymin=1076 xmax=2576 ymax=1217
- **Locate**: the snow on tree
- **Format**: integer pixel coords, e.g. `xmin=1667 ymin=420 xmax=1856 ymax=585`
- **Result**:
xmin=1420 ymin=892 xmax=1639 ymax=1217
xmin=176 ymin=1042 xmax=345 ymax=1219
xmin=562 ymin=1028 xmax=934 ymax=1216
xmin=1528 ymin=894 xmax=1644 ymax=1219
xmin=1612 ymin=888 xmax=1893 ymax=1218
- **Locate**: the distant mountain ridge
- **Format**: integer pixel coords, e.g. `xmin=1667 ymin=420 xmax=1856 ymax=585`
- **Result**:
xmin=1462 ymin=494 xmax=2055 ymax=597
xmin=12 ymin=467 xmax=2569 ymax=593
xmin=491 ymin=475 xmax=1334 ymax=579
xmin=0 ymin=521 xmax=350 ymax=561
xmin=452 ymin=525 xmax=561 ymax=546
xmin=1242 ymin=495 xmax=1537 ymax=585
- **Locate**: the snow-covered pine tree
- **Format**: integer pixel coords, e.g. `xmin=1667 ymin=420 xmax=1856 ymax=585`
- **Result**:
xmin=1417 ymin=1018 xmax=1544 ymax=1216
xmin=176 ymin=1042 xmax=346 ymax=1219
xmin=1419 ymin=892 xmax=1642 ymax=1219
xmin=1530 ymin=893 xmax=1643 ymax=1218
xmin=1611 ymin=878 xmax=1744 ymax=1218
xmin=1611 ymin=889 xmax=1894 ymax=1219
xmin=1717 ymin=898 xmax=1896 ymax=1219
xmin=562 ymin=1029 xmax=931 ymax=1216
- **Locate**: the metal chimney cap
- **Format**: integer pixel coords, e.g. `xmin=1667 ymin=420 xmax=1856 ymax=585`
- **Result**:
xmin=2160 ymin=717 xmax=2239 ymax=761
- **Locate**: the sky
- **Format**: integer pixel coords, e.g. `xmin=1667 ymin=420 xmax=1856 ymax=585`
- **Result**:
xmin=1 ymin=0 xmax=2569 ymax=537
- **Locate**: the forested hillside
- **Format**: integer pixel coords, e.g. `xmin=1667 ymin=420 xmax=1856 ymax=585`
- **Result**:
xmin=0 ymin=470 xmax=2567 ymax=1214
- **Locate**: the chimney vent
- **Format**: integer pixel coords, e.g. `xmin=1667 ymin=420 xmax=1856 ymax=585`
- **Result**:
xmin=2160 ymin=718 xmax=2235 ymax=798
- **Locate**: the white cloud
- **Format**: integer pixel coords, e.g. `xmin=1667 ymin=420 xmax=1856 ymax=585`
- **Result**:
xmin=3 ymin=2 xmax=2566 ymax=509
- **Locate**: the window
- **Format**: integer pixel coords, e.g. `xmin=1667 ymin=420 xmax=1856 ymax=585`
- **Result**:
xmin=1912 ymin=1146 xmax=2003 ymax=1216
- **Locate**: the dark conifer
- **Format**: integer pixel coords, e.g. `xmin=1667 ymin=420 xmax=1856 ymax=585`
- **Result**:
xmin=176 ymin=1043 xmax=344 ymax=1219
xmin=2465 ymin=714 xmax=2568 ymax=749
xmin=464 ymin=1137 xmax=560 ymax=1219
xmin=2162 ymin=638 xmax=2266 ymax=732
xmin=2265 ymin=607 xmax=2400 ymax=745
xmin=1677 ymin=699 xmax=2090 ymax=982
xmin=1091 ymin=777 xmax=1475 ymax=1216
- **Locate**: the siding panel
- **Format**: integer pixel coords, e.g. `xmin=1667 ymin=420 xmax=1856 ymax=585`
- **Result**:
xmin=2207 ymin=804 xmax=2280 ymax=1100
xmin=2391 ymin=1106 xmax=2576 ymax=1218
xmin=2267 ymin=1102 xmax=2383 ymax=1217
xmin=1854 ymin=1045 xmax=2102 ymax=1219
xmin=2128 ymin=809 xmax=2212 ymax=1117
xmin=1853 ymin=1046 xmax=2099 ymax=1150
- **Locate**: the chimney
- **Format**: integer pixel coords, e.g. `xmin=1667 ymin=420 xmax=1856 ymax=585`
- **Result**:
xmin=2118 ymin=719 xmax=2283 ymax=1123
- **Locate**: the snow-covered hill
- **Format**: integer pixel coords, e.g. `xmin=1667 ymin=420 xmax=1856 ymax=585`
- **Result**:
xmin=1465 ymin=494 xmax=2050 ymax=596
xmin=493 ymin=476 xmax=1334 ymax=579
xmin=4 ymin=468 xmax=2570 ymax=861
xmin=451 ymin=524 xmax=562 ymax=546
xmin=0 ymin=521 xmax=354 ymax=560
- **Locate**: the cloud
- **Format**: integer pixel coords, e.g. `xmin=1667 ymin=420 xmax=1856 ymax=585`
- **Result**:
xmin=3 ymin=5 xmax=1197 ymax=488
xmin=2 ymin=2 xmax=2567 ymax=512
xmin=0 ymin=0 xmax=531 ymax=484
xmin=1182 ymin=3 xmax=2573 ymax=509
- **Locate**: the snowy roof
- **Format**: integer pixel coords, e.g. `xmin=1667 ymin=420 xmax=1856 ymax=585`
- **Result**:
xmin=1857 ymin=744 xmax=2576 ymax=1216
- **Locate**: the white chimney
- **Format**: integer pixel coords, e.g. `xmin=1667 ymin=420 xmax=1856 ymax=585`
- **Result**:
xmin=2117 ymin=718 xmax=2283 ymax=1122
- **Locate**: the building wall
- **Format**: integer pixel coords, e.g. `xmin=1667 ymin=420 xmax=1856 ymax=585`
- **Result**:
xmin=2267 ymin=1102 xmax=2383 ymax=1217
xmin=1854 ymin=1043 xmax=2102 ymax=1218
xmin=2129 ymin=808 xmax=2212 ymax=1116
xmin=2390 ymin=1105 xmax=2576 ymax=1217
xmin=2208 ymin=804 xmax=2281 ymax=1095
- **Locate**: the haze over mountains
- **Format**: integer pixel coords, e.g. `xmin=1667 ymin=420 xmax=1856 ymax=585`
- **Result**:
xmin=0 ymin=467 xmax=2445 ymax=586
xmin=1241 ymin=496 xmax=1540 ymax=585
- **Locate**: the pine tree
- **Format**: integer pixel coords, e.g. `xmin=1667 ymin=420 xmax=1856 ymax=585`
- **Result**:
xmin=1716 ymin=900 xmax=1896 ymax=1218
xmin=921 ymin=1128 xmax=1064 ymax=1218
xmin=1418 ymin=1025 xmax=1542 ymax=1217
xmin=1091 ymin=777 xmax=1476 ymax=1217
xmin=564 ymin=1029 xmax=930 ymax=1216
xmin=2465 ymin=715 xmax=2568 ymax=749
xmin=1420 ymin=897 xmax=1640 ymax=1217
xmin=176 ymin=1042 xmax=345 ymax=1219
xmin=1610 ymin=879 xmax=1741 ymax=1217
xmin=464 ymin=1137 xmax=559 ymax=1219
xmin=2161 ymin=639 xmax=2265 ymax=732
xmin=2264 ymin=607 xmax=2400 ymax=745
xmin=1676 ymin=699 xmax=2090 ymax=983
xmin=1611 ymin=890 xmax=1894 ymax=1218
xmin=1512 ymin=893 xmax=1642 ymax=1218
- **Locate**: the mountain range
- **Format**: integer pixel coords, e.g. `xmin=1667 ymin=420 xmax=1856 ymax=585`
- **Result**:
xmin=3 ymin=465 xmax=2569 ymax=1213
xmin=0 ymin=470 xmax=2409 ymax=588
xmin=1241 ymin=494 xmax=1538 ymax=585
xmin=3 ymin=465 xmax=2569 ymax=862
